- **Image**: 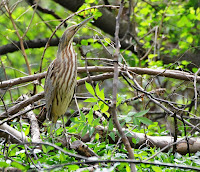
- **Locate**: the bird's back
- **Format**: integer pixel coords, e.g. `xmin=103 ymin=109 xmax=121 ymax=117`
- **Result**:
xmin=44 ymin=43 xmax=77 ymax=123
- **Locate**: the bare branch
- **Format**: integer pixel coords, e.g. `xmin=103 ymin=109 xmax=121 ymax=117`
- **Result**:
xmin=46 ymin=158 xmax=200 ymax=171
xmin=1 ymin=66 xmax=198 ymax=89
xmin=0 ymin=92 xmax=44 ymax=118
xmin=21 ymin=95 xmax=42 ymax=143
xmin=0 ymin=122 xmax=28 ymax=143
xmin=111 ymin=1 xmax=136 ymax=171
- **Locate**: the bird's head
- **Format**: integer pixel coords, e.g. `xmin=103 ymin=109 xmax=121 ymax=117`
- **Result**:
xmin=58 ymin=16 xmax=93 ymax=52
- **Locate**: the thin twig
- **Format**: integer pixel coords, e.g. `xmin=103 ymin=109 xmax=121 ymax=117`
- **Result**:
xmin=194 ymin=68 xmax=200 ymax=110
xmin=111 ymin=1 xmax=136 ymax=171
xmin=46 ymin=159 xmax=200 ymax=171
xmin=3 ymin=0 xmax=32 ymax=75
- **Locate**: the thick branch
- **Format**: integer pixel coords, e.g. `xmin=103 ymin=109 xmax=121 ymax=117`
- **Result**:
xmin=0 ymin=66 xmax=198 ymax=89
xmin=0 ymin=92 xmax=44 ymax=118
xmin=0 ymin=122 xmax=28 ymax=143
xmin=0 ymin=37 xmax=90 ymax=55
xmin=22 ymin=95 xmax=42 ymax=143
xmin=83 ymin=126 xmax=200 ymax=155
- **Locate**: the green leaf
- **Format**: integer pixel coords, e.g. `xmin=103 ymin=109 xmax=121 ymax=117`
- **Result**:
xmin=89 ymin=127 xmax=95 ymax=137
xmin=6 ymin=29 xmax=16 ymax=33
xmin=77 ymin=123 xmax=85 ymax=133
xmin=197 ymin=13 xmax=200 ymax=21
xmin=125 ymin=116 xmax=132 ymax=123
xmin=42 ymin=145 xmax=47 ymax=153
xmin=99 ymin=101 xmax=109 ymax=113
xmin=9 ymin=148 xmax=17 ymax=157
xmin=94 ymin=11 xmax=102 ymax=20
xmin=138 ymin=117 xmax=153 ymax=125
xmin=181 ymin=60 xmax=190 ymax=66
xmin=132 ymin=137 xmax=140 ymax=144
xmin=95 ymin=83 xmax=105 ymax=100
xmin=120 ymin=121 xmax=126 ymax=127
xmin=85 ymin=82 xmax=95 ymax=96
xmin=104 ymin=37 xmax=111 ymax=44
xmin=117 ymin=94 xmax=126 ymax=107
xmin=108 ymin=119 xmax=114 ymax=131
xmin=59 ymin=152 xmax=65 ymax=162
xmin=92 ymin=42 xmax=102 ymax=49
xmin=148 ymin=54 xmax=158 ymax=59
xmin=95 ymin=133 xmax=100 ymax=140
xmin=177 ymin=16 xmax=189 ymax=27
xmin=81 ymin=39 xmax=88 ymax=46
xmin=84 ymin=97 xmax=97 ymax=103
xmin=87 ymin=108 xmax=93 ymax=125
xmin=126 ymin=164 xmax=131 ymax=172
xmin=125 ymin=132 xmax=134 ymax=137
xmin=93 ymin=104 xmax=99 ymax=111
xmin=133 ymin=117 xmax=140 ymax=126
xmin=95 ymin=83 xmax=100 ymax=95
xmin=186 ymin=36 xmax=193 ymax=43
xmin=82 ymin=125 xmax=88 ymax=137
xmin=127 ymin=112 xmax=135 ymax=116
xmin=0 ymin=162 xmax=9 ymax=167
xmin=152 ymin=166 xmax=162 ymax=172
xmin=109 ymin=132 xmax=115 ymax=142
xmin=11 ymin=162 xmax=26 ymax=170
xmin=80 ymin=111 xmax=86 ymax=122
xmin=93 ymin=118 xmax=100 ymax=126
xmin=99 ymin=89 xmax=105 ymax=100
xmin=134 ymin=109 xmax=149 ymax=117
xmin=67 ymin=165 xmax=79 ymax=171
xmin=25 ymin=125 xmax=30 ymax=136
xmin=192 ymin=67 xmax=198 ymax=73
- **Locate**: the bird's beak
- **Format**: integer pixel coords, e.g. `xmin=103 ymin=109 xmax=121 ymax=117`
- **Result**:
xmin=74 ymin=16 xmax=94 ymax=32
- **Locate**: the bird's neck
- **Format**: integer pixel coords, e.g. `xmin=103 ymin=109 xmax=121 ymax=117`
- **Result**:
xmin=57 ymin=42 xmax=74 ymax=60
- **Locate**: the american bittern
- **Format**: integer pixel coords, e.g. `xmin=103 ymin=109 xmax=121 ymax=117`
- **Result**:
xmin=44 ymin=17 xmax=93 ymax=129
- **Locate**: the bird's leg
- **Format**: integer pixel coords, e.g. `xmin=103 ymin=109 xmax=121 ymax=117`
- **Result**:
xmin=62 ymin=115 xmax=67 ymax=134
xmin=50 ymin=122 xmax=56 ymax=143
xmin=62 ymin=115 xmax=71 ymax=149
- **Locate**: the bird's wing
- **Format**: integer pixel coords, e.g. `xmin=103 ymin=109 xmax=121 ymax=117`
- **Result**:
xmin=44 ymin=59 xmax=58 ymax=120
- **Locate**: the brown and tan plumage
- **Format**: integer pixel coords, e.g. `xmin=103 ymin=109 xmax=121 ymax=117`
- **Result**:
xmin=44 ymin=17 xmax=93 ymax=126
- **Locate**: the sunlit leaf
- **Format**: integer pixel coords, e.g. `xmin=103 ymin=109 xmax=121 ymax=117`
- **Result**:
xmin=25 ymin=125 xmax=30 ymax=136
xmin=152 ymin=166 xmax=162 ymax=172
xmin=85 ymin=82 xmax=95 ymax=96
xmin=0 ymin=162 xmax=9 ymax=168
xmin=84 ymin=97 xmax=97 ymax=102
xmin=87 ymin=108 xmax=93 ymax=124
xmin=11 ymin=162 xmax=26 ymax=170
xmin=82 ymin=125 xmax=88 ymax=137
xmin=67 ymin=165 xmax=79 ymax=170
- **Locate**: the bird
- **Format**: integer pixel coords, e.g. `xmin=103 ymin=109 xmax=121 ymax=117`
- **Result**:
xmin=44 ymin=16 xmax=93 ymax=131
